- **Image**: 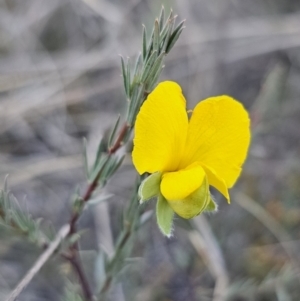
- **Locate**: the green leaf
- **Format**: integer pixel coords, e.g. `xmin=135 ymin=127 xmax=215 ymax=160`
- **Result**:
xmin=121 ymin=56 xmax=131 ymax=97
xmin=108 ymin=115 xmax=121 ymax=148
xmin=0 ymin=184 xmax=50 ymax=245
xmin=138 ymin=172 xmax=161 ymax=203
xmin=142 ymin=25 xmax=147 ymax=60
xmin=121 ymin=56 xmax=128 ymax=91
xmin=158 ymin=6 xmax=165 ymax=30
xmin=141 ymin=50 xmax=157 ymax=82
xmin=90 ymin=155 xmax=108 ymax=183
xmin=126 ymin=57 xmax=131 ymax=96
xmin=166 ymin=20 xmax=185 ymax=53
xmin=156 ymin=193 xmax=174 ymax=237
xmin=68 ymin=229 xmax=87 ymax=246
xmin=205 ymin=196 xmax=218 ymax=212
xmin=145 ymin=38 xmax=153 ymax=62
xmin=99 ymin=155 xmax=118 ymax=183
xmin=86 ymin=193 xmax=114 ymax=209
xmin=63 ymin=280 xmax=85 ymax=301
xmin=159 ymin=21 xmax=170 ymax=46
xmin=147 ymin=63 xmax=165 ymax=91
xmin=106 ymin=154 xmax=125 ymax=178
xmin=127 ymin=83 xmax=145 ymax=125
xmin=92 ymin=138 xmax=107 ymax=173
xmin=82 ymin=137 xmax=89 ymax=179
xmin=133 ymin=52 xmax=142 ymax=81
xmin=153 ymin=20 xmax=160 ymax=53
xmin=144 ymin=51 xmax=165 ymax=83
xmin=166 ymin=9 xmax=173 ymax=23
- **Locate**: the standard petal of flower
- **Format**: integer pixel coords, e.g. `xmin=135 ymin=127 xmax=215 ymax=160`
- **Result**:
xmin=180 ymin=96 xmax=250 ymax=188
xmin=132 ymin=81 xmax=188 ymax=174
xmin=160 ymin=163 xmax=206 ymax=200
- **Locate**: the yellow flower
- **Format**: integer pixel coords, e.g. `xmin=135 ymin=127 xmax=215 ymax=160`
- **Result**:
xmin=132 ymin=81 xmax=250 ymax=235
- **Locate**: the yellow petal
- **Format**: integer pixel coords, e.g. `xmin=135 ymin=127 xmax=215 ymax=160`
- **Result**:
xmin=180 ymin=96 xmax=250 ymax=188
xmin=202 ymin=164 xmax=230 ymax=203
xmin=132 ymin=81 xmax=188 ymax=174
xmin=167 ymin=176 xmax=210 ymax=219
xmin=160 ymin=163 xmax=206 ymax=200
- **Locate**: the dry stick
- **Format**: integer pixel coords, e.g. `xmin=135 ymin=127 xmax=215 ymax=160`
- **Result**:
xmin=190 ymin=216 xmax=229 ymax=301
xmin=5 ymin=224 xmax=70 ymax=301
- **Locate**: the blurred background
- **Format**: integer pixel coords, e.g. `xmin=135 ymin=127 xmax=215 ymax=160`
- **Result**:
xmin=1 ymin=0 xmax=300 ymax=300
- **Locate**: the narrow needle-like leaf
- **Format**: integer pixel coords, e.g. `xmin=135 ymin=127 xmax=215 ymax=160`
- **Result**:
xmin=108 ymin=115 xmax=121 ymax=148
xmin=143 ymin=51 xmax=165 ymax=83
xmin=141 ymin=50 xmax=157 ymax=82
xmin=82 ymin=138 xmax=89 ymax=179
xmin=158 ymin=6 xmax=165 ymax=30
xmin=153 ymin=20 xmax=160 ymax=53
xmin=126 ymin=58 xmax=131 ymax=97
xmin=133 ymin=52 xmax=142 ymax=81
xmin=166 ymin=20 xmax=185 ymax=53
xmin=120 ymin=56 xmax=128 ymax=97
xmin=142 ymin=25 xmax=147 ymax=60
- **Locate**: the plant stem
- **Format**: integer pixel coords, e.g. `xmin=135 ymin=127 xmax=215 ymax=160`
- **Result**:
xmin=66 ymin=122 xmax=132 ymax=300
xmin=108 ymin=123 xmax=130 ymax=154
xmin=64 ymin=250 xmax=94 ymax=301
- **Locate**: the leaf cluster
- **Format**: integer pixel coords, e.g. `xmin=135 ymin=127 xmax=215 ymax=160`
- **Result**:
xmin=123 ymin=8 xmax=185 ymax=125
xmin=0 ymin=178 xmax=50 ymax=247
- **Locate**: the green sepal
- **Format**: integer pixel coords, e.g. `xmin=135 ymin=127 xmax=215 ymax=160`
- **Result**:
xmin=204 ymin=196 xmax=218 ymax=212
xmin=138 ymin=172 xmax=162 ymax=203
xmin=156 ymin=193 xmax=174 ymax=237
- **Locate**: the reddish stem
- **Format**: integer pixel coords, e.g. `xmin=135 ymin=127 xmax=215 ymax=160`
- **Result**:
xmin=64 ymin=252 xmax=94 ymax=301
xmin=108 ymin=123 xmax=130 ymax=154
